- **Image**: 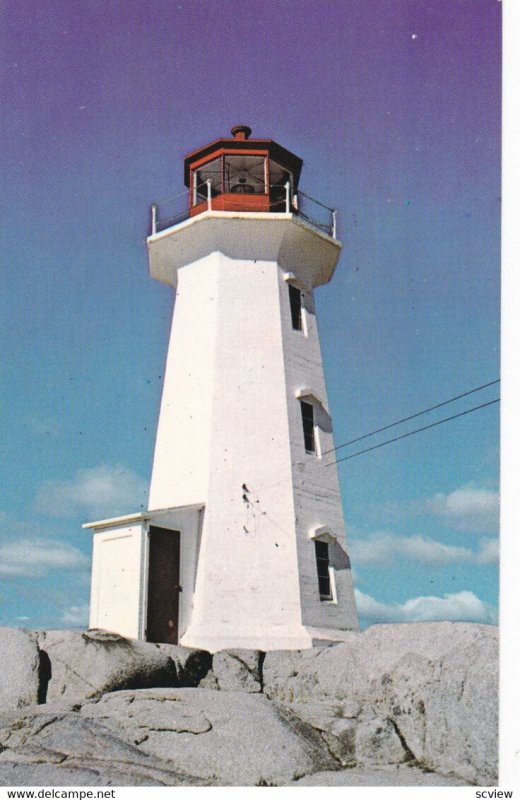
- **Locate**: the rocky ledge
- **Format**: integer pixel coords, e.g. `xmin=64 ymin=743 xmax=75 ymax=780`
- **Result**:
xmin=0 ymin=622 xmax=497 ymax=786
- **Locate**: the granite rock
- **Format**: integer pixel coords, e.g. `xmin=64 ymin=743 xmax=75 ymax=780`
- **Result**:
xmin=36 ymin=629 xmax=177 ymax=703
xmin=79 ymin=687 xmax=337 ymax=785
xmin=154 ymin=643 xmax=212 ymax=687
xmin=0 ymin=705 xmax=214 ymax=786
xmin=0 ymin=622 xmax=496 ymax=786
xmin=290 ymin=764 xmax=469 ymax=786
xmin=263 ymin=623 xmax=498 ymax=784
xmin=0 ymin=628 xmax=42 ymax=710
xmin=210 ymin=649 xmax=263 ymax=692
xmin=354 ymin=718 xmax=409 ymax=765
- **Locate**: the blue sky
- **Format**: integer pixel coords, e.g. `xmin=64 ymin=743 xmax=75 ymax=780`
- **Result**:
xmin=1 ymin=0 xmax=500 ymax=630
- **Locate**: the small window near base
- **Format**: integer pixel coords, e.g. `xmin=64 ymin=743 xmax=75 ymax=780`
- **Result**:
xmin=315 ymin=540 xmax=332 ymax=600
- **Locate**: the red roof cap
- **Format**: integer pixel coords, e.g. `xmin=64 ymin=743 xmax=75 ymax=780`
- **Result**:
xmin=230 ymin=124 xmax=252 ymax=140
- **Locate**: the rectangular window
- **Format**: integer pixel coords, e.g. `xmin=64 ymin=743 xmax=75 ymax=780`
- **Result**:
xmin=288 ymin=284 xmax=302 ymax=331
xmin=300 ymin=400 xmax=315 ymax=453
xmin=314 ymin=540 xmax=332 ymax=600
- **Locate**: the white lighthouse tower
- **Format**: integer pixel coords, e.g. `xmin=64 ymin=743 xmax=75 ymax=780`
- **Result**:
xmin=85 ymin=125 xmax=358 ymax=651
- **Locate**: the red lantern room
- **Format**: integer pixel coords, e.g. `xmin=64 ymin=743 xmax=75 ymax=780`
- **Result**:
xmin=183 ymin=125 xmax=303 ymax=217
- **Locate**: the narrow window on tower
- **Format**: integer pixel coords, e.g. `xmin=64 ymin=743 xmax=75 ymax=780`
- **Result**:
xmin=314 ymin=540 xmax=332 ymax=600
xmin=300 ymin=400 xmax=315 ymax=453
xmin=288 ymin=284 xmax=302 ymax=331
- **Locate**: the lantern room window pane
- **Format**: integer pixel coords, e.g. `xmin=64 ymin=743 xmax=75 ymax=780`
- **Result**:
xmin=300 ymin=400 xmax=315 ymax=453
xmin=315 ymin=540 xmax=332 ymax=600
xmin=269 ymin=159 xmax=292 ymax=187
xmin=194 ymin=157 xmax=223 ymax=203
xmin=224 ymin=155 xmax=266 ymax=194
xmin=269 ymin=159 xmax=293 ymax=209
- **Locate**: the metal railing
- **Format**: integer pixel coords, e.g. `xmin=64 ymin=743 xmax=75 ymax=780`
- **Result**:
xmin=151 ymin=188 xmax=191 ymax=234
xmin=296 ymin=189 xmax=337 ymax=238
xmin=150 ymin=181 xmax=337 ymax=239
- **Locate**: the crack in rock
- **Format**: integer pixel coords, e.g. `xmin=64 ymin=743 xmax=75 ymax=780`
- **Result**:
xmin=144 ymin=722 xmax=213 ymax=735
xmin=258 ymin=652 xmax=266 ymax=693
xmin=387 ymin=718 xmax=417 ymax=764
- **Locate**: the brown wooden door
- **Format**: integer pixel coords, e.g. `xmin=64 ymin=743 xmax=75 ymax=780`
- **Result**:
xmin=146 ymin=527 xmax=181 ymax=644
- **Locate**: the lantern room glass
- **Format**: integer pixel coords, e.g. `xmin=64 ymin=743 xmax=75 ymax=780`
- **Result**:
xmin=223 ymin=155 xmax=266 ymax=194
xmin=194 ymin=157 xmax=223 ymax=203
xmin=191 ymin=153 xmax=295 ymax=210
xmin=269 ymin=159 xmax=293 ymax=208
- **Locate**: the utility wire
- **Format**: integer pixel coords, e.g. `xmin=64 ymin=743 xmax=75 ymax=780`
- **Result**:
xmin=326 ymin=397 xmax=500 ymax=467
xmin=249 ymin=381 xmax=501 ymax=494
xmin=321 ymin=379 xmax=500 ymax=457
xmin=229 ymin=379 xmax=501 ymax=496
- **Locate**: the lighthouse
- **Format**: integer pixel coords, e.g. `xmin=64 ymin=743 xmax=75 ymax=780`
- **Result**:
xmin=85 ymin=125 xmax=358 ymax=651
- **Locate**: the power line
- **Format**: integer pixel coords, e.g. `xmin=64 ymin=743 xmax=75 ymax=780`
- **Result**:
xmin=321 ymin=379 xmax=500 ymax=457
xmin=231 ymin=379 xmax=501 ymax=496
xmin=250 ymin=381 xmax=501 ymax=494
xmin=325 ymin=397 xmax=500 ymax=467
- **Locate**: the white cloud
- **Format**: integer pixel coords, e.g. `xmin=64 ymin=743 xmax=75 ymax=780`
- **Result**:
xmin=426 ymin=485 xmax=499 ymax=533
xmin=475 ymin=537 xmax=500 ymax=565
xmin=0 ymin=538 xmax=89 ymax=578
xmin=35 ymin=464 xmax=148 ymax=518
xmin=351 ymin=532 xmax=499 ymax=567
xmin=61 ymin=604 xmax=89 ymax=626
xmin=26 ymin=415 xmax=60 ymax=436
xmin=355 ymin=588 xmax=497 ymax=625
